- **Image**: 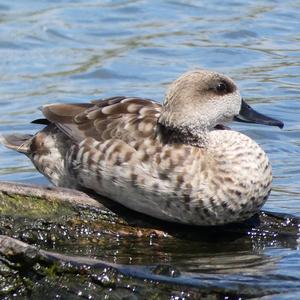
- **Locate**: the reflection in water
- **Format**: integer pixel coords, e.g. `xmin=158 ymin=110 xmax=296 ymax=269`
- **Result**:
xmin=0 ymin=0 xmax=300 ymax=297
xmin=1 ymin=204 xmax=300 ymax=297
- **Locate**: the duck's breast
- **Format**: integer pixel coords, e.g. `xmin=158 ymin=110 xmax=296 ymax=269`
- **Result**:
xmin=197 ymin=130 xmax=272 ymax=224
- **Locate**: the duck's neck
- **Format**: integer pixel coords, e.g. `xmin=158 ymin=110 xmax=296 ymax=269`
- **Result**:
xmin=157 ymin=122 xmax=209 ymax=148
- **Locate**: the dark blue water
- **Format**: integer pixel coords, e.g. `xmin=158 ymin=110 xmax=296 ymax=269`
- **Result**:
xmin=0 ymin=0 xmax=300 ymax=297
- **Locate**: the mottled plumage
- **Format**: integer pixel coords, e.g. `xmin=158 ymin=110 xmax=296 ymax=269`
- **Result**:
xmin=2 ymin=70 xmax=283 ymax=225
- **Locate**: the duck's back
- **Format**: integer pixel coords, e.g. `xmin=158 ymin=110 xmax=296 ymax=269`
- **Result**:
xmin=41 ymin=96 xmax=162 ymax=143
xmin=8 ymin=96 xmax=162 ymax=179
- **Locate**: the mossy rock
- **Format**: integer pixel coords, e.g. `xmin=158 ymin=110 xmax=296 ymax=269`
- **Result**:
xmin=0 ymin=181 xmax=299 ymax=299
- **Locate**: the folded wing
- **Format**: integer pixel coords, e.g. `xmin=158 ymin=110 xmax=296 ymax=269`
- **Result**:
xmin=41 ymin=96 xmax=162 ymax=144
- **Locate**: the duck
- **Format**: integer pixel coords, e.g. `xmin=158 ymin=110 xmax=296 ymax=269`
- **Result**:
xmin=2 ymin=70 xmax=283 ymax=226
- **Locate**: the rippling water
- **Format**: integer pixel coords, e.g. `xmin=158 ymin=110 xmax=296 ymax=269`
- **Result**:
xmin=0 ymin=0 xmax=300 ymax=298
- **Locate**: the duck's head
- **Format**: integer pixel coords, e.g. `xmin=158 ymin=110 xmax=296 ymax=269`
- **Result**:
xmin=158 ymin=70 xmax=283 ymax=142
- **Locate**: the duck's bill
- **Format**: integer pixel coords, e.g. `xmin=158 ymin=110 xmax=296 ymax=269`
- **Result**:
xmin=234 ymin=99 xmax=284 ymax=129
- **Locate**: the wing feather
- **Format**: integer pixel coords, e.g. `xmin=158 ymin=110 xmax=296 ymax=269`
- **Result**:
xmin=41 ymin=97 xmax=162 ymax=143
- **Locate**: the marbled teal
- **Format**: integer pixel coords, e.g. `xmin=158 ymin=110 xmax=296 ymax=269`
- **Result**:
xmin=2 ymin=70 xmax=283 ymax=225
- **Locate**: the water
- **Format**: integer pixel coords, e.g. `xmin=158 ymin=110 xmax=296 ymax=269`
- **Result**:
xmin=0 ymin=0 xmax=300 ymax=297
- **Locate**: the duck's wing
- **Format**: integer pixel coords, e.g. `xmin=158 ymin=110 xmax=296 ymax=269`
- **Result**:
xmin=40 ymin=96 xmax=162 ymax=143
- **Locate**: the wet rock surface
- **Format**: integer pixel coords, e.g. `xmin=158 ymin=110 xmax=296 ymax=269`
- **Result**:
xmin=0 ymin=181 xmax=300 ymax=299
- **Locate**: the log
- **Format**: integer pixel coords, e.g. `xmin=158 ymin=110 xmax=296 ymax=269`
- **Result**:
xmin=0 ymin=181 xmax=299 ymax=298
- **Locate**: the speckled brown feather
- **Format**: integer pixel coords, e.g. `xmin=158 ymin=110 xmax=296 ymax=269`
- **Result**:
xmin=42 ymin=97 xmax=162 ymax=143
xmin=31 ymin=95 xmax=272 ymax=225
xmin=2 ymin=70 xmax=276 ymax=225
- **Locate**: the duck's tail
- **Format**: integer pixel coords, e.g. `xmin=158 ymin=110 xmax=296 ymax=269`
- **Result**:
xmin=1 ymin=134 xmax=33 ymax=154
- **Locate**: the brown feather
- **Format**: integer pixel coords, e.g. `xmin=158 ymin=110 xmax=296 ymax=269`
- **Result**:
xmin=41 ymin=97 xmax=162 ymax=143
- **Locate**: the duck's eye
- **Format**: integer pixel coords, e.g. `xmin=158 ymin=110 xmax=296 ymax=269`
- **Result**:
xmin=215 ymin=82 xmax=228 ymax=94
